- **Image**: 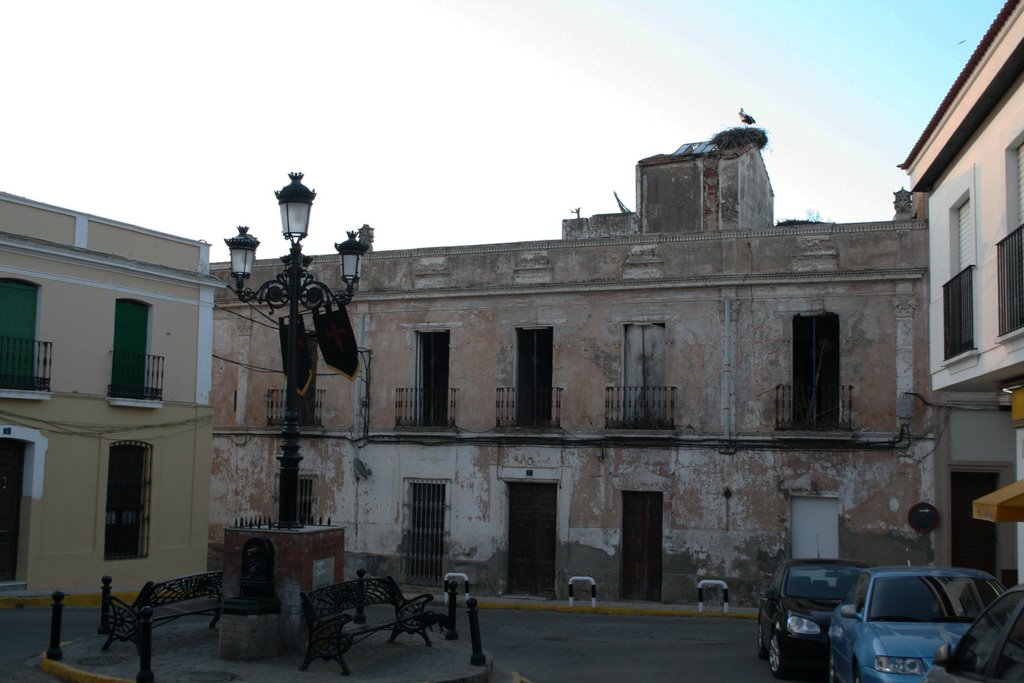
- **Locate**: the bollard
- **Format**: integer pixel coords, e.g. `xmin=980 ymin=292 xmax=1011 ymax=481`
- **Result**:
xmin=136 ymin=606 xmax=154 ymax=683
xmin=466 ymin=597 xmax=486 ymax=666
xmin=442 ymin=572 xmax=471 ymax=605
xmin=568 ymin=576 xmax=597 ymax=608
xmin=696 ymin=579 xmax=730 ymax=613
xmin=355 ymin=569 xmax=367 ymax=625
xmin=445 ymin=580 xmax=459 ymax=641
xmin=98 ymin=575 xmax=112 ymax=634
xmin=46 ymin=591 xmax=64 ymax=661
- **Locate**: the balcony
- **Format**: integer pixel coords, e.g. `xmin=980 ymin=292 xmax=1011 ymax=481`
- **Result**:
xmin=776 ymin=384 xmax=853 ymax=431
xmin=108 ymin=351 xmax=163 ymax=401
xmin=998 ymin=225 xmax=1024 ymax=336
xmin=496 ymin=387 xmax=562 ymax=429
xmin=605 ymin=386 xmax=676 ymax=429
xmin=943 ymin=266 xmax=975 ymax=359
xmin=267 ymin=388 xmax=325 ymax=427
xmin=0 ymin=337 xmax=52 ymax=391
xmin=395 ymin=387 xmax=458 ymax=428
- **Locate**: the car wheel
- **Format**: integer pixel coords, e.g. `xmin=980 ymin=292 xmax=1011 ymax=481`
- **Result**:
xmin=768 ymin=632 xmax=791 ymax=679
xmin=756 ymin=615 xmax=768 ymax=660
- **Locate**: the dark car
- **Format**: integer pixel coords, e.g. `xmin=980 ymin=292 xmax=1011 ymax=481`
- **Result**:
xmin=923 ymin=583 xmax=1024 ymax=682
xmin=758 ymin=558 xmax=870 ymax=679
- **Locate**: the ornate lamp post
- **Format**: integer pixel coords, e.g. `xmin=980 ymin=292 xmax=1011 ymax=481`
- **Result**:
xmin=225 ymin=172 xmax=368 ymax=528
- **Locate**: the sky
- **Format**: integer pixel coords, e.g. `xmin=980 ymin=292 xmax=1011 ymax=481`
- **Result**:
xmin=0 ymin=0 xmax=1008 ymax=263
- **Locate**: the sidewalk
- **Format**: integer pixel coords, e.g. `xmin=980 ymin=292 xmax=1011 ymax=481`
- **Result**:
xmin=18 ymin=591 xmax=753 ymax=683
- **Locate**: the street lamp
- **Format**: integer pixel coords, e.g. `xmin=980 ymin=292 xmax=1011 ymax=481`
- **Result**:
xmin=225 ymin=172 xmax=368 ymax=528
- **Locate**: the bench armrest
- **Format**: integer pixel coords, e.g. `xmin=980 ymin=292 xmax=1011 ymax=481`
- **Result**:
xmin=396 ymin=593 xmax=433 ymax=617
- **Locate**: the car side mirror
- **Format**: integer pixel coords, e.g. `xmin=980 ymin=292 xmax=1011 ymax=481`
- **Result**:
xmin=840 ymin=604 xmax=858 ymax=618
xmin=933 ymin=642 xmax=952 ymax=668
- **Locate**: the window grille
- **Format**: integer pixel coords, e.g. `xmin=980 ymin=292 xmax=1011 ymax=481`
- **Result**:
xmin=104 ymin=441 xmax=151 ymax=560
xmin=299 ymin=474 xmax=318 ymax=524
xmin=405 ymin=480 xmax=447 ymax=583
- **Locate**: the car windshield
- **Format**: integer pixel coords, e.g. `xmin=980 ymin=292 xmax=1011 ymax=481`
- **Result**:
xmin=868 ymin=576 xmax=1003 ymax=623
xmin=784 ymin=564 xmax=862 ymax=599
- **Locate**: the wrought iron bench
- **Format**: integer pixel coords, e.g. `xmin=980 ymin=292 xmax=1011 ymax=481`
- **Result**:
xmin=299 ymin=569 xmax=443 ymax=675
xmin=101 ymin=570 xmax=223 ymax=651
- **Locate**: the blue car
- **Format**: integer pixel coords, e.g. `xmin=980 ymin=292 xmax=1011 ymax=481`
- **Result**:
xmin=828 ymin=567 xmax=1003 ymax=682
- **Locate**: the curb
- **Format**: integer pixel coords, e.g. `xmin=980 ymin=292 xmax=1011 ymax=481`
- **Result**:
xmin=40 ymin=652 xmax=133 ymax=683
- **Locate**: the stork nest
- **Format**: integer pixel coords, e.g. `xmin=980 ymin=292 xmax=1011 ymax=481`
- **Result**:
xmin=710 ymin=127 xmax=768 ymax=151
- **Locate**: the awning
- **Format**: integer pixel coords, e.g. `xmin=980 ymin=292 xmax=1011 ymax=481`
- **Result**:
xmin=973 ymin=479 xmax=1024 ymax=522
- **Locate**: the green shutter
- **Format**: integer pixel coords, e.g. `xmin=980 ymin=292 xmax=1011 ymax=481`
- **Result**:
xmin=0 ymin=280 xmax=37 ymax=340
xmin=0 ymin=280 xmax=38 ymax=387
xmin=111 ymin=300 xmax=148 ymax=393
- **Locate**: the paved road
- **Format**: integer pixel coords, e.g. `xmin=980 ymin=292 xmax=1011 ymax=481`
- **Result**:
xmin=480 ymin=609 xmax=814 ymax=683
xmin=0 ymin=604 xmax=819 ymax=682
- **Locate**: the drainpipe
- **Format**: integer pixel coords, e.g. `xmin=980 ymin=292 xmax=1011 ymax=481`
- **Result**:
xmin=723 ymin=298 xmax=735 ymax=440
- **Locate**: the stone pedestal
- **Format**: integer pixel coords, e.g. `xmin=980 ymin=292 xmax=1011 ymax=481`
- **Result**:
xmin=223 ymin=526 xmax=345 ymax=655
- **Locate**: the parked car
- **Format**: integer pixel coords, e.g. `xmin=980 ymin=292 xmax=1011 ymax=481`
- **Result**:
xmin=828 ymin=567 xmax=1004 ymax=683
xmin=923 ymin=584 xmax=1024 ymax=681
xmin=757 ymin=558 xmax=870 ymax=678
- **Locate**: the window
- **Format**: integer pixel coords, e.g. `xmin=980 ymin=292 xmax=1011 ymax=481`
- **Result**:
xmin=405 ymin=480 xmax=447 ymax=583
xmin=607 ymin=324 xmax=674 ymax=428
xmin=516 ymin=327 xmax=554 ymax=427
xmin=104 ymin=442 xmax=151 ymax=559
xmin=1017 ymin=142 xmax=1024 ymax=227
xmin=417 ymin=330 xmax=450 ymax=427
xmin=780 ymin=314 xmax=849 ymax=430
xmin=956 ymin=199 xmax=975 ymax=272
xmin=952 ymin=590 xmax=1024 ymax=676
xmin=0 ymin=279 xmax=49 ymax=391
xmin=110 ymin=299 xmax=163 ymax=400
xmin=298 ymin=474 xmax=318 ymax=524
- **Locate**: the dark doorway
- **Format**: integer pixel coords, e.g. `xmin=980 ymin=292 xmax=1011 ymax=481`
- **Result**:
xmin=507 ymin=483 xmax=557 ymax=596
xmin=516 ymin=328 xmax=554 ymax=427
xmin=950 ymin=471 xmax=998 ymax=578
xmin=621 ymin=491 xmax=663 ymax=601
xmin=791 ymin=314 xmax=841 ymax=427
xmin=0 ymin=440 xmax=24 ymax=581
xmin=418 ymin=331 xmax=450 ymax=427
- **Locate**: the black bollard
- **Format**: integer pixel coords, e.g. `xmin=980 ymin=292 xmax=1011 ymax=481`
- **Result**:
xmin=98 ymin=575 xmax=112 ymax=634
xmin=46 ymin=591 xmax=64 ymax=661
xmin=466 ymin=597 xmax=485 ymax=666
xmin=136 ymin=606 xmax=154 ymax=683
xmin=445 ymin=580 xmax=459 ymax=640
xmin=354 ymin=569 xmax=367 ymax=624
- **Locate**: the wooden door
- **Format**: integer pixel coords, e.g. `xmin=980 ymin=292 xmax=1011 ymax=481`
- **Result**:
xmin=0 ymin=441 xmax=24 ymax=581
xmin=621 ymin=491 xmax=662 ymax=601
xmin=951 ymin=471 xmax=998 ymax=577
xmin=507 ymin=483 xmax=557 ymax=596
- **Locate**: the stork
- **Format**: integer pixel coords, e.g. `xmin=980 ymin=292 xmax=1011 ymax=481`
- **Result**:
xmin=739 ymin=108 xmax=756 ymax=125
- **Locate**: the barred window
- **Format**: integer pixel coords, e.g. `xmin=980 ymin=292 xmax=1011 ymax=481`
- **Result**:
xmin=405 ymin=480 xmax=447 ymax=583
xmin=299 ymin=474 xmax=318 ymax=524
xmin=104 ymin=441 xmax=151 ymax=559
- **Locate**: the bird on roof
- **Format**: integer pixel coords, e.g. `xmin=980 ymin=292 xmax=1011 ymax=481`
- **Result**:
xmin=739 ymin=108 xmax=756 ymax=125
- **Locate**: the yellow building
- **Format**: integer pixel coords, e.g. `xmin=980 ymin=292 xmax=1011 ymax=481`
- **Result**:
xmin=0 ymin=191 xmax=220 ymax=590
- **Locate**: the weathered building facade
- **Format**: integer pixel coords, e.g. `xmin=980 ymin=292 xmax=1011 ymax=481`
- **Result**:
xmin=211 ymin=134 xmax=937 ymax=605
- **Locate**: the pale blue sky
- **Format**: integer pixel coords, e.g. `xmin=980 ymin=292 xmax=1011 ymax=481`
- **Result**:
xmin=0 ymin=1 xmax=1005 ymax=261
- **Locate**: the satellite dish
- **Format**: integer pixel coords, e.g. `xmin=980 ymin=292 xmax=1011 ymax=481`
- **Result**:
xmin=354 ymin=458 xmax=372 ymax=480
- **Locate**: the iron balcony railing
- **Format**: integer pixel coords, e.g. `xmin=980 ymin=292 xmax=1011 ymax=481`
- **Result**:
xmin=0 ymin=336 xmax=52 ymax=391
xmin=394 ymin=387 xmax=458 ymax=428
xmin=605 ymin=386 xmax=676 ymax=429
xmin=496 ymin=387 xmax=562 ymax=429
xmin=943 ymin=265 xmax=975 ymax=359
xmin=267 ymin=388 xmax=325 ymax=427
xmin=998 ymin=225 xmax=1024 ymax=336
xmin=108 ymin=351 xmax=164 ymax=401
xmin=776 ymin=384 xmax=853 ymax=431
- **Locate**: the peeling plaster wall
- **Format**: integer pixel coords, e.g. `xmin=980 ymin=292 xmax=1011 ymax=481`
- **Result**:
xmin=209 ymin=215 xmax=934 ymax=606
